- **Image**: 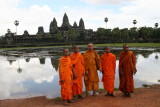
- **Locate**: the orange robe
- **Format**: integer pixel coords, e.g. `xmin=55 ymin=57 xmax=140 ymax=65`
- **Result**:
xmin=119 ymin=51 xmax=136 ymax=93
xmin=101 ymin=53 xmax=116 ymax=93
xmin=83 ymin=50 xmax=101 ymax=91
xmin=59 ymin=56 xmax=73 ymax=100
xmin=70 ymin=52 xmax=85 ymax=96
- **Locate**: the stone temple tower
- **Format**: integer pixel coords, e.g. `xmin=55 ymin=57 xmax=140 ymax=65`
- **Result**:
xmin=61 ymin=13 xmax=71 ymax=30
xmin=73 ymin=21 xmax=78 ymax=27
xmin=50 ymin=17 xmax=58 ymax=34
xmin=79 ymin=18 xmax=85 ymax=29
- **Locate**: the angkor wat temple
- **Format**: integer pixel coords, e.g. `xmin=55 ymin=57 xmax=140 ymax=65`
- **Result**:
xmin=4 ymin=13 xmax=95 ymax=45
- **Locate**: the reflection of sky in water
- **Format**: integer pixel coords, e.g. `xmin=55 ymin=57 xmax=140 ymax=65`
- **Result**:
xmin=0 ymin=49 xmax=160 ymax=100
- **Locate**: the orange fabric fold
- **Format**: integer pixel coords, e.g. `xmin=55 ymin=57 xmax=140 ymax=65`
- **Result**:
xmin=70 ymin=52 xmax=85 ymax=95
xmin=83 ymin=50 xmax=100 ymax=91
xmin=101 ymin=53 xmax=116 ymax=93
xmin=119 ymin=51 xmax=136 ymax=93
xmin=59 ymin=56 xmax=72 ymax=100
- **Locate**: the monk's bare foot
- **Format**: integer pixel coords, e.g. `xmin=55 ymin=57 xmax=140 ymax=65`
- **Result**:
xmin=63 ymin=100 xmax=69 ymax=106
xmin=105 ymin=92 xmax=110 ymax=96
xmin=73 ymin=95 xmax=78 ymax=100
xmin=78 ymin=95 xmax=84 ymax=99
xmin=124 ymin=93 xmax=131 ymax=97
xmin=68 ymin=100 xmax=76 ymax=103
xmin=93 ymin=91 xmax=96 ymax=96
xmin=126 ymin=93 xmax=131 ymax=97
xmin=110 ymin=93 xmax=116 ymax=97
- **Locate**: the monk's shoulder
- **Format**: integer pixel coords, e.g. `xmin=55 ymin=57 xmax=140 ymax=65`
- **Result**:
xmin=119 ymin=51 xmax=124 ymax=55
xmin=101 ymin=53 xmax=106 ymax=57
xmin=110 ymin=53 xmax=116 ymax=57
xmin=59 ymin=56 xmax=63 ymax=61
xmin=78 ymin=52 xmax=83 ymax=56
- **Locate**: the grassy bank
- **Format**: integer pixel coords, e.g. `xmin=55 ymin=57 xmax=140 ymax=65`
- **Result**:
xmin=0 ymin=43 xmax=160 ymax=50
xmin=93 ymin=43 xmax=160 ymax=47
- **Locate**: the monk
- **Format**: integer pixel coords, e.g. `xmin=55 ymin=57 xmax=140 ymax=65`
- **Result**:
xmin=101 ymin=47 xmax=116 ymax=97
xmin=70 ymin=45 xmax=85 ymax=99
xmin=59 ymin=49 xmax=75 ymax=106
xmin=83 ymin=43 xmax=101 ymax=96
xmin=119 ymin=44 xmax=137 ymax=97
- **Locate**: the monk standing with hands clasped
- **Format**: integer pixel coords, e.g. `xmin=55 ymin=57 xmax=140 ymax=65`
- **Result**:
xmin=101 ymin=47 xmax=116 ymax=97
xmin=70 ymin=45 xmax=85 ymax=99
xmin=119 ymin=44 xmax=137 ymax=97
xmin=59 ymin=49 xmax=76 ymax=106
xmin=83 ymin=43 xmax=101 ymax=96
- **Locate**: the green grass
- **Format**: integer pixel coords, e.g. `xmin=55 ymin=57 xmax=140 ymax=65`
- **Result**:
xmin=93 ymin=43 xmax=160 ymax=47
xmin=0 ymin=43 xmax=160 ymax=50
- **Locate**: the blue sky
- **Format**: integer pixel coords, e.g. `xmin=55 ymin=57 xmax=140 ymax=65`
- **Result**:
xmin=0 ymin=0 xmax=159 ymax=36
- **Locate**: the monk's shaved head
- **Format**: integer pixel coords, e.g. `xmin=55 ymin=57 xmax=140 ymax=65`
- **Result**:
xmin=63 ymin=48 xmax=70 ymax=56
xmin=105 ymin=47 xmax=111 ymax=53
xmin=72 ymin=45 xmax=79 ymax=53
xmin=123 ymin=44 xmax=129 ymax=52
xmin=72 ymin=45 xmax=79 ymax=49
xmin=88 ymin=43 xmax=94 ymax=51
xmin=63 ymin=48 xmax=69 ymax=52
xmin=88 ymin=43 xmax=93 ymax=46
xmin=104 ymin=46 xmax=110 ymax=50
xmin=123 ymin=44 xmax=128 ymax=48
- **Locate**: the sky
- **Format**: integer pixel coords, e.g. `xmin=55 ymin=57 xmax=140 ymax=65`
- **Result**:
xmin=0 ymin=0 xmax=159 ymax=36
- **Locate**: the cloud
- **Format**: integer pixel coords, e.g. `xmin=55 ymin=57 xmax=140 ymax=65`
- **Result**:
xmin=80 ymin=0 xmax=134 ymax=5
xmin=0 ymin=57 xmax=57 ymax=99
xmin=0 ymin=0 xmax=159 ymax=36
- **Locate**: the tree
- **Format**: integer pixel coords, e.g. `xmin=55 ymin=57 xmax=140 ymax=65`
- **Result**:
xmin=54 ymin=31 xmax=63 ymax=41
xmin=121 ymin=28 xmax=129 ymax=42
xmin=133 ymin=19 xmax=137 ymax=27
xmin=112 ymin=27 xmax=121 ymax=42
xmin=67 ymin=28 xmax=80 ymax=42
xmin=104 ymin=17 xmax=108 ymax=29
xmin=155 ymin=23 xmax=159 ymax=38
xmin=129 ymin=27 xmax=139 ymax=42
xmin=14 ymin=20 xmax=19 ymax=35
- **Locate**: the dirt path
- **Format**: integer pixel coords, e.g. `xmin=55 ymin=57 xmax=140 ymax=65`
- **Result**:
xmin=0 ymin=85 xmax=160 ymax=107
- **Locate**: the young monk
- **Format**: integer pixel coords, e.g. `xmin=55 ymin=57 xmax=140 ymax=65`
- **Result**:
xmin=70 ymin=45 xmax=85 ymax=99
xmin=119 ymin=44 xmax=137 ymax=97
xmin=101 ymin=47 xmax=116 ymax=97
xmin=59 ymin=49 xmax=75 ymax=106
xmin=83 ymin=43 xmax=101 ymax=96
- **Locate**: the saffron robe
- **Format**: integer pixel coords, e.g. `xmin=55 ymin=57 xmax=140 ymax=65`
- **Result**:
xmin=59 ymin=56 xmax=73 ymax=100
xmin=101 ymin=53 xmax=116 ymax=93
xmin=119 ymin=51 xmax=136 ymax=93
xmin=83 ymin=50 xmax=101 ymax=91
xmin=70 ymin=52 xmax=85 ymax=96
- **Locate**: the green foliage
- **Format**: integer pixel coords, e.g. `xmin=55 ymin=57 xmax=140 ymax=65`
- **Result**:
xmin=67 ymin=28 xmax=80 ymax=41
xmin=54 ymin=31 xmax=63 ymax=41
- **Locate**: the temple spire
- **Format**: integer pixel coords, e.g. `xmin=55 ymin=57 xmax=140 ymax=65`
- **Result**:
xmin=73 ymin=21 xmax=78 ymax=27
xmin=50 ymin=17 xmax=58 ymax=34
xmin=79 ymin=18 xmax=85 ymax=29
xmin=61 ymin=13 xmax=71 ymax=30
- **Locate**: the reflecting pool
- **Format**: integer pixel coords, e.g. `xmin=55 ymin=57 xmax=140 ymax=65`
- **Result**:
xmin=0 ymin=47 xmax=159 ymax=100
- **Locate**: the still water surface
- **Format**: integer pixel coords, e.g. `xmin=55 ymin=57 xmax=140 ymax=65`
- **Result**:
xmin=0 ymin=47 xmax=159 ymax=100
